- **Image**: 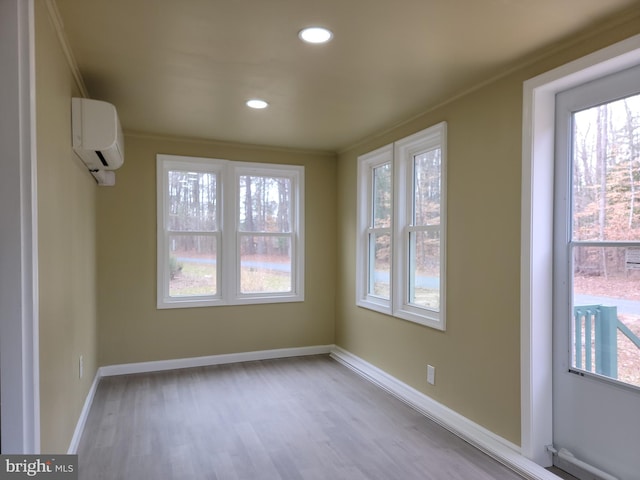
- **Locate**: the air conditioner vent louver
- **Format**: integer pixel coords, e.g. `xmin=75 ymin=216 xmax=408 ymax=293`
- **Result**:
xmin=95 ymin=150 xmax=109 ymax=168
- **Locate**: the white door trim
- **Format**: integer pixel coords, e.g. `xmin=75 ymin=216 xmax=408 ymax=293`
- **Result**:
xmin=521 ymin=33 xmax=640 ymax=467
xmin=0 ymin=0 xmax=39 ymax=453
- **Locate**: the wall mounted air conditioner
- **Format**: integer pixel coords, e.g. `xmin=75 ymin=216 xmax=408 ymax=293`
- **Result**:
xmin=71 ymin=97 xmax=124 ymax=185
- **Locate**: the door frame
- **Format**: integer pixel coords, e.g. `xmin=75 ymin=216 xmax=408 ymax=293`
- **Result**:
xmin=0 ymin=0 xmax=39 ymax=453
xmin=521 ymin=33 xmax=640 ymax=467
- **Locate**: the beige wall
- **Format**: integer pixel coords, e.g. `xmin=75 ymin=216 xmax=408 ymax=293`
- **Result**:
xmin=335 ymin=12 xmax=640 ymax=445
xmin=96 ymin=135 xmax=336 ymax=366
xmin=35 ymin=0 xmax=99 ymax=452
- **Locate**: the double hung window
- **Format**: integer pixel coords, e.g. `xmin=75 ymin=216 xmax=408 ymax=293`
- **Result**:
xmin=157 ymin=155 xmax=304 ymax=308
xmin=356 ymin=122 xmax=447 ymax=329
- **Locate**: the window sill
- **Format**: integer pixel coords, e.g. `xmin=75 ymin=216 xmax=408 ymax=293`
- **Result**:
xmin=158 ymin=293 xmax=304 ymax=310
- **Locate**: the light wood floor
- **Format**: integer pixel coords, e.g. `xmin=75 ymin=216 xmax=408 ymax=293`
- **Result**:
xmin=78 ymin=355 xmax=530 ymax=479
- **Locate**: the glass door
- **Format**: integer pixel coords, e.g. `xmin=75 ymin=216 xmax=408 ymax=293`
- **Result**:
xmin=553 ymin=64 xmax=640 ymax=480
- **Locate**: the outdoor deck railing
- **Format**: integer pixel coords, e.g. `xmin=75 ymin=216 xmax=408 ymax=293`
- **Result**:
xmin=573 ymin=304 xmax=640 ymax=378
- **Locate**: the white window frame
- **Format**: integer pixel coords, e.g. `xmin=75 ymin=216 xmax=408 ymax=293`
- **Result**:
xmin=356 ymin=122 xmax=447 ymax=330
xmin=356 ymin=144 xmax=394 ymax=314
xmin=394 ymin=123 xmax=447 ymax=328
xmin=157 ymin=154 xmax=304 ymax=309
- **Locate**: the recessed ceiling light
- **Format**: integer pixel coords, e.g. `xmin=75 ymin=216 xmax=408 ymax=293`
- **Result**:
xmin=298 ymin=27 xmax=333 ymax=44
xmin=246 ymin=99 xmax=269 ymax=109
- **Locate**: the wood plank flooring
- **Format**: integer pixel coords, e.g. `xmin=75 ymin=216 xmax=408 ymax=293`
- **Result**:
xmin=77 ymin=355 xmax=528 ymax=479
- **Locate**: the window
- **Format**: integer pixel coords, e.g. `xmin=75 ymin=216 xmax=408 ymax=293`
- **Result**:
xmin=357 ymin=144 xmax=394 ymax=310
xmin=356 ymin=122 xmax=447 ymax=329
xmin=157 ymin=155 xmax=304 ymax=308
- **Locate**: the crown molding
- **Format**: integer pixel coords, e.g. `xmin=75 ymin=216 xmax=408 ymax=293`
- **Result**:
xmin=44 ymin=0 xmax=88 ymax=98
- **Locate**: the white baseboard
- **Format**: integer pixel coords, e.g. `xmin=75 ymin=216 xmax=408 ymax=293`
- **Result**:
xmin=67 ymin=371 xmax=101 ymax=454
xmin=329 ymin=346 xmax=560 ymax=480
xmin=98 ymin=345 xmax=334 ymax=377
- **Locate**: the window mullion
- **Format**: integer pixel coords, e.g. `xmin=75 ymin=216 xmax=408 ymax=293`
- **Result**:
xmin=220 ymin=163 xmax=235 ymax=303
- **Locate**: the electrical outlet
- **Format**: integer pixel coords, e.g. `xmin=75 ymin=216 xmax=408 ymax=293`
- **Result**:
xmin=79 ymin=355 xmax=84 ymax=379
xmin=427 ymin=364 xmax=435 ymax=385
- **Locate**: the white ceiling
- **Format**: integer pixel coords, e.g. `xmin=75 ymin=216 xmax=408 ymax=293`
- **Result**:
xmin=54 ymin=0 xmax=638 ymax=152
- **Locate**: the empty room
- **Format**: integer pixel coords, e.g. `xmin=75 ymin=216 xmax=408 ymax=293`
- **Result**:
xmin=2 ymin=0 xmax=640 ymax=479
